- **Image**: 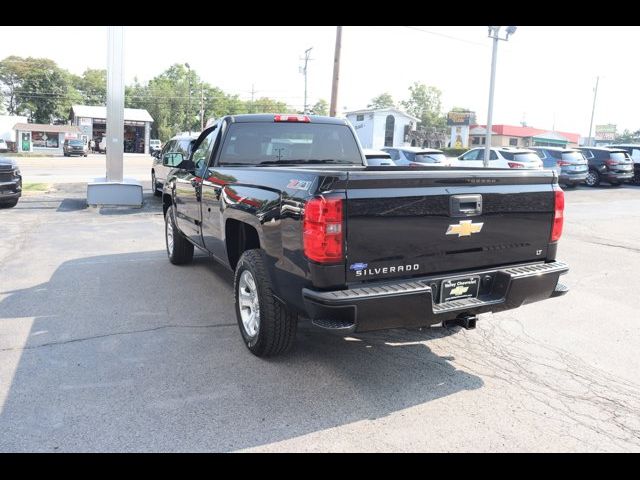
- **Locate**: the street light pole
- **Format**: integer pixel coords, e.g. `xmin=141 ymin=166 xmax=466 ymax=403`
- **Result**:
xmin=484 ymin=26 xmax=517 ymax=167
xmin=301 ymin=47 xmax=313 ymax=114
xmin=587 ymin=76 xmax=599 ymax=147
xmin=185 ymin=62 xmax=191 ymax=134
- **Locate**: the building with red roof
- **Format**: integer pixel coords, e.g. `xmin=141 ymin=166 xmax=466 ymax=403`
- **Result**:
xmin=468 ymin=124 xmax=580 ymax=148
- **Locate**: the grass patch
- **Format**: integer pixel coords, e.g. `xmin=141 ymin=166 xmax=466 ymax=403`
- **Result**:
xmin=22 ymin=182 xmax=51 ymax=192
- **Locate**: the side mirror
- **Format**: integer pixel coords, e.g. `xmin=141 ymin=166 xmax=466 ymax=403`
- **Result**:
xmin=163 ymin=152 xmax=184 ymax=167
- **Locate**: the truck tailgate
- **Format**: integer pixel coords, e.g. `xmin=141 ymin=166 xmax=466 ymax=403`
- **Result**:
xmin=345 ymin=169 xmax=557 ymax=282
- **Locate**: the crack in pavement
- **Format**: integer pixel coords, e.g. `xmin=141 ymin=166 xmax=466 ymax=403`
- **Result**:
xmin=588 ymin=242 xmax=640 ymax=254
xmin=0 ymin=323 xmax=237 ymax=352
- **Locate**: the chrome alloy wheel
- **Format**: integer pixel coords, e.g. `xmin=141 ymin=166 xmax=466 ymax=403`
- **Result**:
xmin=585 ymin=171 xmax=597 ymax=186
xmin=238 ymin=270 xmax=260 ymax=337
xmin=166 ymin=210 xmax=174 ymax=255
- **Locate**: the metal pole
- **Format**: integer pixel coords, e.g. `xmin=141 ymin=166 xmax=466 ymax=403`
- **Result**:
xmin=187 ymin=69 xmax=192 ymax=134
xmin=200 ymin=84 xmax=204 ymax=131
xmin=330 ymin=26 xmax=342 ymax=117
xmin=106 ymin=25 xmax=124 ymax=183
xmin=587 ymin=76 xmax=599 ymax=147
xmin=302 ymin=48 xmax=312 ymax=114
xmin=484 ymin=34 xmax=499 ymax=168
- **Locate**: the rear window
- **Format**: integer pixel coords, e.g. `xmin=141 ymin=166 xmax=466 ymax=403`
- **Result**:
xmin=218 ymin=122 xmax=362 ymax=166
xmin=414 ymin=152 xmax=446 ymax=163
xmin=70 ymin=140 xmax=84 ymax=146
xmin=562 ymin=151 xmax=585 ymax=162
xmin=501 ymin=152 xmax=540 ymax=162
xmin=610 ymin=152 xmax=629 ymax=162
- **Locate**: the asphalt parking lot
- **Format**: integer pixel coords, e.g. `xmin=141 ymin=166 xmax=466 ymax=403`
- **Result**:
xmin=1 ymin=179 xmax=640 ymax=452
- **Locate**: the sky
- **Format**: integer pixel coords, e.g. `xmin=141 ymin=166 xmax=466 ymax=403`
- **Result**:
xmin=0 ymin=25 xmax=638 ymax=137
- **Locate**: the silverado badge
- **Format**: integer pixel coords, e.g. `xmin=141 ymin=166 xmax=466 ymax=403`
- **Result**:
xmin=446 ymin=220 xmax=484 ymax=237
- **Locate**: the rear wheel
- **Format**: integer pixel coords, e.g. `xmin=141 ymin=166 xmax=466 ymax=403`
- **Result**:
xmin=164 ymin=205 xmax=193 ymax=265
xmin=585 ymin=169 xmax=600 ymax=187
xmin=234 ymin=249 xmax=297 ymax=357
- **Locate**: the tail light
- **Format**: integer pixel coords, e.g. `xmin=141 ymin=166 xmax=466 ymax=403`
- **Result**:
xmin=604 ymin=158 xmax=618 ymax=167
xmin=556 ymin=160 xmax=571 ymax=166
xmin=303 ymin=196 xmax=343 ymax=263
xmin=551 ymin=188 xmax=564 ymax=242
xmin=508 ymin=162 xmax=525 ymax=168
xmin=274 ymin=114 xmax=310 ymax=123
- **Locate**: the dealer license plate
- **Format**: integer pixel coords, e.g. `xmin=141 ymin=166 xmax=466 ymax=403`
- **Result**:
xmin=440 ymin=276 xmax=480 ymax=302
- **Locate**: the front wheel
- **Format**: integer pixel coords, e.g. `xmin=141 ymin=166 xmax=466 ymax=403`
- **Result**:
xmin=165 ymin=205 xmax=194 ymax=265
xmin=234 ymin=249 xmax=297 ymax=357
xmin=585 ymin=169 xmax=600 ymax=187
xmin=152 ymin=171 xmax=161 ymax=197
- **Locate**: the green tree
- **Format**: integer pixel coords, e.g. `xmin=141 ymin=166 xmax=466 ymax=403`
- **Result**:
xmin=309 ymin=99 xmax=328 ymax=116
xmin=0 ymin=56 xmax=25 ymax=114
xmin=367 ymin=92 xmax=395 ymax=109
xmin=401 ymin=82 xmax=445 ymax=128
xmin=250 ymin=96 xmax=289 ymax=114
xmin=75 ymin=69 xmax=107 ymax=105
xmin=614 ymin=129 xmax=640 ymax=144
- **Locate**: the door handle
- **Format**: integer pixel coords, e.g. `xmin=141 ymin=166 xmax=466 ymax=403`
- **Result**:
xmin=450 ymin=194 xmax=482 ymax=217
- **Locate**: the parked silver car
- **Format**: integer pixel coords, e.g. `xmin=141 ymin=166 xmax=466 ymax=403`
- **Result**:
xmin=381 ymin=146 xmax=449 ymax=166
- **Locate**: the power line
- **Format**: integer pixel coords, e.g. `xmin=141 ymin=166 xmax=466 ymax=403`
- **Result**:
xmin=402 ymin=26 xmax=489 ymax=48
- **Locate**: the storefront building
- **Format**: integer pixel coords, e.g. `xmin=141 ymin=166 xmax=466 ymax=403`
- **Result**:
xmin=13 ymin=123 xmax=82 ymax=155
xmin=70 ymin=105 xmax=154 ymax=154
xmin=468 ymin=125 xmax=580 ymax=149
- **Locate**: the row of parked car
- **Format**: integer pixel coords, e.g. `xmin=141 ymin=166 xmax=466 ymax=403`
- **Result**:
xmin=364 ymin=145 xmax=640 ymax=187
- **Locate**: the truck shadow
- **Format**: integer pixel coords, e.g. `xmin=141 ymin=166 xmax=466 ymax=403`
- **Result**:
xmin=0 ymin=251 xmax=482 ymax=452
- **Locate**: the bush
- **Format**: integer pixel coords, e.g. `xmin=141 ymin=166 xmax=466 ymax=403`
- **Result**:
xmin=441 ymin=148 xmax=468 ymax=157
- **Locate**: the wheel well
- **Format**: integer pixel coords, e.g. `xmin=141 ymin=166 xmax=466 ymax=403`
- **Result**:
xmin=226 ymin=219 xmax=260 ymax=270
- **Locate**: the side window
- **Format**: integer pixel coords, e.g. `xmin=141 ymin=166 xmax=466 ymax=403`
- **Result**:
xmin=176 ymin=139 xmax=192 ymax=158
xmin=161 ymin=141 xmax=175 ymax=163
xmin=581 ymin=150 xmax=593 ymax=160
xmin=191 ymin=129 xmax=218 ymax=171
xmin=490 ymin=150 xmax=498 ymax=160
xmin=403 ymin=150 xmax=415 ymax=162
xmin=535 ymin=150 xmax=545 ymax=159
xmin=460 ymin=149 xmax=478 ymax=161
xmin=386 ymin=149 xmax=400 ymax=161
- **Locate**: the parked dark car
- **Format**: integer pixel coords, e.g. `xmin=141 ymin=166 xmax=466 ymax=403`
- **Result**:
xmin=0 ymin=157 xmax=22 ymax=208
xmin=529 ymin=147 xmax=588 ymax=188
xmin=151 ymin=132 xmax=199 ymax=196
xmin=576 ymin=147 xmax=634 ymax=187
xmin=160 ymin=114 xmax=568 ymax=357
xmin=63 ymin=139 xmax=88 ymax=157
xmin=605 ymin=144 xmax=640 ymax=184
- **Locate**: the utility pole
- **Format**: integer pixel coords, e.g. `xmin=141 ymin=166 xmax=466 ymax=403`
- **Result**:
xmin=484 ymin=26 xmax=517 ymax=167
xmin=587 ymin=76 xmax=599 ymax=147
xmin=301 ymin=48 xmax=313 ymax=114
xmin=330 ymin=26 xmax=342 ymax=117
xmin=250 ymin=84 xmax=256 ymax=113
xmin=185 ymin=62 xmax=191 ymax=134
xmin=200 ymin=84 xmax=204 ymax=131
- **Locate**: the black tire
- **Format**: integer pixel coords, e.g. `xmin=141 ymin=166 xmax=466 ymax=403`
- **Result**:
xmin=585 ymin=169 xmax=600 ymax=187
xmin=0 ymin=199 xmax=18 ymax=208
xmin=234 ymin=249 xmax=297 ymax=357
xmin=152 ymin=171 xmax=161 ymax=197
xmin=164 ymin=205 xmax=194 ymax=265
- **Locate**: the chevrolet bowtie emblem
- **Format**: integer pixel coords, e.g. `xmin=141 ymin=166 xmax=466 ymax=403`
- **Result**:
xmin=446 ymin=220 xmax=484 ymax=237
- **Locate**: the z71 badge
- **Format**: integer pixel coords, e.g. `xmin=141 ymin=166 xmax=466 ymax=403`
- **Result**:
xmin=287 ymin=179 xmax=312 ymax=190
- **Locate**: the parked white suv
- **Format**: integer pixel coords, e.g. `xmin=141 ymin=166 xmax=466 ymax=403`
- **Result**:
xmin=381 ymin=146 xmax=450 ymax=166
xmin=453 ymin=147 xmax=543 ymax=169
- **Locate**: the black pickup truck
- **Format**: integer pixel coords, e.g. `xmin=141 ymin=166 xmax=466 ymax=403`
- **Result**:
xmin=161 ymin=114 xmax=569 ymax=357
